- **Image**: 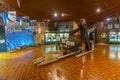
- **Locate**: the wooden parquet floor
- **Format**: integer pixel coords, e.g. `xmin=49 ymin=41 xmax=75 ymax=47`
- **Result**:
xmin=0 ymin=45 xmax=120 ymax=80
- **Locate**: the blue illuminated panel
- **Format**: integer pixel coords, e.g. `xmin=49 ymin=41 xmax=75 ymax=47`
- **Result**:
xmin=5 ymin=29 xmax=34 ymax=51
xmin=0 ymin=12 xmax=34 ymax=52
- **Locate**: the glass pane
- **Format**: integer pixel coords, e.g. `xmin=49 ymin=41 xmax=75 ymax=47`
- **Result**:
xmin=118 ymin=32 xmax=120 ymax=42
xmin=109 ymin=32 xmax=117 ymax=42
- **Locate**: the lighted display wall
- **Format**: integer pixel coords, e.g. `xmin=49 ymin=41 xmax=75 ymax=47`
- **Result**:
xmin=5 ymin=29 xmax=34 ymax=51
xmin=5 ymin=16 xmax=34 ymax=51
xmin=109 ymin=31 xmax=120 ymax=42
xmin=0 ymin=12 xmax=34 ymax=52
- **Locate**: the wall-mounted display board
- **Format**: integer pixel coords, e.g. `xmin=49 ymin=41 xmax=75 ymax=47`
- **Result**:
xmin=5 ymin=15 xmax=34 ymax=51
xmin=0 ymin=12 xmax=34 ymax=52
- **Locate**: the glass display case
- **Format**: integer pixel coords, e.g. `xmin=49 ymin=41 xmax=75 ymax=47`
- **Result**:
xmin=118 ymin=32 xmax=120 ymax=42
xmin=109 ymin=32 xmax=118 ymax=42
xmin=45 ymin=33 xmax=57 ymax=42
xmin=44 ymin=32 xmax=69 ymax=43
xmin=58 ymin=33 xmax=69 ymax=39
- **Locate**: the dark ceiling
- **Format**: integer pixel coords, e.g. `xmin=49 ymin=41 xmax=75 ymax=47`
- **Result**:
xmin=2 ymin=0 xmax=120 ymax=22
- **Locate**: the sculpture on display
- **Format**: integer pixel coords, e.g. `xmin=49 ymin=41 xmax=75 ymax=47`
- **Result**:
xmin=60 ymin=19 xmax=96 ymax=54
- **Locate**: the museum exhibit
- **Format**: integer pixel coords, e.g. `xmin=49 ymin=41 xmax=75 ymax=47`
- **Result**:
xmin=0 ymin=0 xmax=120 ymax=80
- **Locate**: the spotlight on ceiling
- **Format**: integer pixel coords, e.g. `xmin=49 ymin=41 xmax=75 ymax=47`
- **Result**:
xmin=54 ymin=12 xmax=58 ymax=17
xmin=96 ymin=8 xmax=101 ymax=13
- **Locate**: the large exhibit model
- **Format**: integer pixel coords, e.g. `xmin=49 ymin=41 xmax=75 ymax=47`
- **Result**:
xmin=0 ymin=12 xmax=35 ymax=52
xmin=33 ymin=19 xmax=96 ymax=67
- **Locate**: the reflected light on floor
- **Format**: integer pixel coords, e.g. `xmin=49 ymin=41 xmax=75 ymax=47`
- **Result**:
xmin=103 ymin=49 xmax=106 ymax=55
xmin=91 ymin=53 xmax=94 ymax=60
xmin=82 ymin=56 xmax=86 ymax=63
xmin=44 ymin=45 xmax=56 ymax=53
xmin=109 ymin=46 xmax=117 ymax=59
xmin=118 ymin=52 xmax=120 ymax=60
xmin=48 ymin=66 xmax=66 ymax=80
xmin=82 ymin=65 xmax=85 ymax=68
xmin=80 ymin=69 xmax=84 ymax=78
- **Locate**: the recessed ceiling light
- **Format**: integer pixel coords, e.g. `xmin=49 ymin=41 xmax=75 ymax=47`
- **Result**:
xmin=96 ymin=8 xmax=101 ymax=13
xmin=54 ymin=12 xmax=58 ymax=17
xmin=61 ymin=13 xmax=64 ymax=17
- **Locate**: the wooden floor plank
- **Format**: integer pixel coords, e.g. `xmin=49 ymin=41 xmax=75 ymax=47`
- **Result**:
xmin=0 ymin=45 xmax=120 ymax=80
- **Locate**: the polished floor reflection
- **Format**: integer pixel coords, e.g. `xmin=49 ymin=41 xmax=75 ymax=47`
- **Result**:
xmin=0 ymin=44 xmax=120 ymax=80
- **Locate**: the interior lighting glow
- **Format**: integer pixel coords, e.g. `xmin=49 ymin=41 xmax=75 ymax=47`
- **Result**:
xmin=54 ymin=13 xmax=58 ymax=17
xmin=61 ymin=13 xmax=64 ymax=17
xmin=106 ymin=18 xmax=111 ymax=21
xmin=96 ymin=8 xmax=101 ymax=13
